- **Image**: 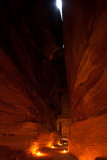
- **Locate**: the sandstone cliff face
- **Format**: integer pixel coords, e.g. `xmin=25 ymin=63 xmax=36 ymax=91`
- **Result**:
xmin=63 ymin=0 xmax=107 ymax=159
xmin=0 ymin=0 xmax=61 ymax=158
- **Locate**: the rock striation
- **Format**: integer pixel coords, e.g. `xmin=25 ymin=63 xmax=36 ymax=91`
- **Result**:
xmin=0 ymin=0 xmax=62 ymax=159
xmin=63 ymin=0 xmax=107 ymax=159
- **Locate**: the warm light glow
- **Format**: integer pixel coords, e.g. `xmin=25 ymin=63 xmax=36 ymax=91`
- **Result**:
xmin=48 ymin=142 xmax=52 ymax=148
xmin=60 ymin=150 xmax=68 ymax=153
xmin=36 ymin=151 xmax=45 ymax=156
xmin=36 ymin=152 xmax=41 ymax=156
xmin=57 ymin=140 xmax=60 ymax=145
xmin=51 ymin=146 xmax=54 ymax=148
xmin=29 ymin=144 xmax=45 ymax=157
xmin=30 ymin=145 xmax=38 ymax=155
xmin=57 ymin=141 xmax=62 ymax=146
xmin=37 ymin=152 xmax=40 ymax=155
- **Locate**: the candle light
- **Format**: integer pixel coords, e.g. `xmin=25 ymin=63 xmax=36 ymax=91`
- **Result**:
xmin=37 ymin=152 xmax=41 ymax=155
xmin=36 ymin=151 xmax=45 ymax=156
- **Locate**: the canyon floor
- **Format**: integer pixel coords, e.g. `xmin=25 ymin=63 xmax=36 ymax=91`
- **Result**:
xmin=28 ymin=145 xmax=77 ymax=160
xmin=0 ymin=144 xmax=77 ymax=160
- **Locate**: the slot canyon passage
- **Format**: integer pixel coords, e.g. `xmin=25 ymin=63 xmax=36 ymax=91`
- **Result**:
xmin=0 ymin=0 xmax=107 ymax=160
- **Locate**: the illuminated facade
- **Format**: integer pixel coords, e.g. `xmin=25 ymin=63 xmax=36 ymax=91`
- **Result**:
xmin=57 ymin=92 xmax=70 ymax=140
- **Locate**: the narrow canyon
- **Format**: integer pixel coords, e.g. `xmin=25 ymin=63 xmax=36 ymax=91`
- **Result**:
xmin=0 ymin=0 xmax=107 ymax=160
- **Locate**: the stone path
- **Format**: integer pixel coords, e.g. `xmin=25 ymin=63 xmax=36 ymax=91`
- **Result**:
xmin=29 ymin=145 xmax=77 ymax=160
xmin=0 ymin=145 xmax=77 ymax=160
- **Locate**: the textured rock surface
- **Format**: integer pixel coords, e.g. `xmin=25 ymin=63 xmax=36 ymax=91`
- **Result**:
xmin=69 ymin=115 xmax=107 ymax=160
xmin=63 ymin=0 xmax=107 ymax=159
xmin=0 ymin=36 xmax=59 ymax=158
xmin=0 ymin=0 xmax=63 ymax=159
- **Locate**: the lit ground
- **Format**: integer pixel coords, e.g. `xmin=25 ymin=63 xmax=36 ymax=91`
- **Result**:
xmin=28 ymin=145 xmax=77 ymax=160
xmin=0 ymin=144 xmax=77 ymax=160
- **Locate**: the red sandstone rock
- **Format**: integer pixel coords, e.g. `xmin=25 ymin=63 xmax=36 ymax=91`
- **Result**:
xmin=0 ymin=1 xmax=61 ymax=159
xmin=63 ymin=0 xmax=107 ymax=159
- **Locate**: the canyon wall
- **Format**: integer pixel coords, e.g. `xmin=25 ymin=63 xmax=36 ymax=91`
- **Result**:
xmin=63 ymin=0 xmax=107 ymax=159
xmin=0 ymin=0 xmax=60 ymax=159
